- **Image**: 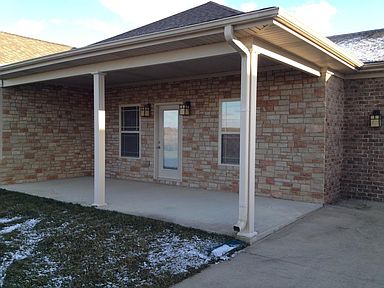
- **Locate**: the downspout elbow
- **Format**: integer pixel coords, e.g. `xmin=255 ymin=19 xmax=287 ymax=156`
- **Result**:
xmin=224 ymin=25 xmax=250 ymax=58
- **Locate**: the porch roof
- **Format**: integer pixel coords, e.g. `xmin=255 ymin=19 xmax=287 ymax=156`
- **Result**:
xmin=94 ymin=1 xmax=244 ymax=44
xmin=0 ymin=2 xmax=364 ymax=87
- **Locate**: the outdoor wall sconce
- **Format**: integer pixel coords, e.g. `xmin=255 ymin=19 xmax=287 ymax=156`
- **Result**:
xmin=370 ymin=110 xmax=382 ymax=128
xmin=179 ymin=101 xmax=191 ymax=116
xmin=140 ymin=103 xmax=151 ymax=117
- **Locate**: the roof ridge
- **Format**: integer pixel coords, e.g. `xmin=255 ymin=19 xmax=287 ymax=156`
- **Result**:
xmin=206 ymin=1 xmax=243 ymax=14
xmin=0 ymin=31 xmax=72 ymax=48
xmin=104 ymin=2 xmax=238 ymax=40
xmin=329 ymin=27 xmax=384 ymax=38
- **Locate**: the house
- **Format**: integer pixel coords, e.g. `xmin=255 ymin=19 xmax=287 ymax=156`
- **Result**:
xmin=0 ymin=31 xmax=72 ymax=66
xmin=0 ymin=2 xmax=383 ymax=241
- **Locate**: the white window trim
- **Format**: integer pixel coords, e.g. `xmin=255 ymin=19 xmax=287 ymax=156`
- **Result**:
xmin=218 ymin=98 xmax=240 ymax=166
xmin=119 ymin=104 xmax=141 ymax=159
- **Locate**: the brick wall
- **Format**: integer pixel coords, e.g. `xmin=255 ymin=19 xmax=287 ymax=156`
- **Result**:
xmin=324 ymin=74 xmax=344 ymax=203
xmin=342 ymin=77 xmax=384 ymax=201
xmin=0 ymin=84 xmax=93 ymax=184
xmin=106 ymin=70 xmax=326 ymax=202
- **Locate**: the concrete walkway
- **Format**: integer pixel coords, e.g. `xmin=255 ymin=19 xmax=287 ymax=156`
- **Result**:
xmin=175 ymin=200 xmax=384 ymax=288
xmin=1 ymin=177 xmax=321 ymax=240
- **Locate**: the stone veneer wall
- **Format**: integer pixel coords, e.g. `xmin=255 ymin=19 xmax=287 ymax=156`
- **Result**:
xmin=256 ymin=70 xmax=325 ymax=202
xmin=106 ymin=69 xmax=326 ymax=203
xmin=324 ymin=74 xmax=344 ymax=203
xmin=0 ymin=84 xmax=93 ymax=184
xmin=342 ymin=77 xmax=384 ymax=201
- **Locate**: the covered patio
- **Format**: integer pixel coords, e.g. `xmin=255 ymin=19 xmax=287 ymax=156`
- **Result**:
xmin=0 ymin=5 xmax=361 ymax=243
xmin=1 ymin=177 xmax=321 ymax=240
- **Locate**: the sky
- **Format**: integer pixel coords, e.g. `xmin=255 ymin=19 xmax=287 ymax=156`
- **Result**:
xmin=0 ymin=0 xmax=383 ymax=48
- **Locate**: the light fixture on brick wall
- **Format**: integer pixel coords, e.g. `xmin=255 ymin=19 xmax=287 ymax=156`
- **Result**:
xmin=140 ymin=103 xmax=151 ymax=117
xmin=370 ymin=110 xmax=381 ymax=128
xmin=179 ymin=101 xmax=191 ymax=116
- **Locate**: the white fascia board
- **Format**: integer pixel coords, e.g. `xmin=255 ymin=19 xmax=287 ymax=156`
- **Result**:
xmin=2 ymin=42 xmax=236 ymax=87
xmin=253 ymin=39 xmax=321 ymax=77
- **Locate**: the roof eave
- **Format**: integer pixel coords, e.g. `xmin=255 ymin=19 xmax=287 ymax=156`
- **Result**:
xmin=362 ymin=61 xmax=384 ymax=71
xmin=274 ymin=9 xmax=364 ymax=70
xmin=344 ymin=61 xmax=384 ymax=79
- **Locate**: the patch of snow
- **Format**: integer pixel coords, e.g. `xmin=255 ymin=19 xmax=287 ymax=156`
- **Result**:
xmin=0 ymin=218 xmax=42 ymax=286
xmin=50 ymin=275 xmax=73 ymax=288
xmin=0 ymin=223 xmax=22 ymax=234
xmin=0 ymin=217 xmax=22 ymax=224
xmin=0 ymin=219 xmax=40 ymax=235
xmin=37 ymin=256 xmax=60 ymax=276
xmin=146 ymin=232 xmax=220 ymax=275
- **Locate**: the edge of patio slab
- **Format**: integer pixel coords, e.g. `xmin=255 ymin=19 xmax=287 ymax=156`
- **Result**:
xmin=237 ymin=203 xmax=324 ymax=244
xmin=1 ymin=177 xmax=323 ymax=244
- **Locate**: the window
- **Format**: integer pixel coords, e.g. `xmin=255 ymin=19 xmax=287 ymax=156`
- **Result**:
xmin=220 ymin=100 xmax=240 ymax=165
xmin=120 ymin=106 xmax=140 ymax=158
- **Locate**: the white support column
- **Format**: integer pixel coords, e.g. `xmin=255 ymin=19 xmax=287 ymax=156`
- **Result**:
xmin=93 ymin=72 xmax=106 ymax=206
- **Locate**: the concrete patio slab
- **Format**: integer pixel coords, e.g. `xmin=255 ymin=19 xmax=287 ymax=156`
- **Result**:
xmin=1 ymin=177 xmax=321 ymax=239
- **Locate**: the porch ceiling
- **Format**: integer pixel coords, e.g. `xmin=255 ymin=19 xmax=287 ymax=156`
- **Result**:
xmin=41 ymin=53 xmax=278 ymax=88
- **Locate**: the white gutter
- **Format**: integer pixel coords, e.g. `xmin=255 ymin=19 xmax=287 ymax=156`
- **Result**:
xmin=345 ymin=62 xmax=384 ymax=79
xmin=224 ymin=25 xmax=251 ymax=233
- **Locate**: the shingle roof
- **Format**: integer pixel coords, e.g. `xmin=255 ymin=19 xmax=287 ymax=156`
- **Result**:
xmin=95 ymin=1 xmax=243 ymax=45
xmin=328 ymin=28 xmax=384 ymax=63
xmin=0 ymin=32 xmax=72 ymax=66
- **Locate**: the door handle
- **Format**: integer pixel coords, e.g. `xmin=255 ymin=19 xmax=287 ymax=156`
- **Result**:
xmin=157 ymin=146 xmax=161 ymax=149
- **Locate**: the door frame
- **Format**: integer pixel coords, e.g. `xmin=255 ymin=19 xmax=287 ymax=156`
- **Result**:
xmin=154 ymin=102 xmax=183 ymax=181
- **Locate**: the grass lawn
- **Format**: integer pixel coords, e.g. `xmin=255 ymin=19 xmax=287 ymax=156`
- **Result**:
xmin=0 ymin=189 xmax=242 ymax=287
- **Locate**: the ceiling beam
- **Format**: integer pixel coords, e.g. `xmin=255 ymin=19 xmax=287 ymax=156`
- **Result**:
xmin=253 ymin=38 xmax=321 ymax=77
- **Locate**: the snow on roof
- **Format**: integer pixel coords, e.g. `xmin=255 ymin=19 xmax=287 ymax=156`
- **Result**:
xmin=328 ymin=28 xmax=384 ymax=64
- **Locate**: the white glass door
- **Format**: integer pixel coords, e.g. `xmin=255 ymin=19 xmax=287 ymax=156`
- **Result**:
xmin=157 ymin=105 xmax=182 ymax=180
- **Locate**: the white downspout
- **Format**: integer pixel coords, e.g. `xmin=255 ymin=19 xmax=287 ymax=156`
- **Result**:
xmin=224 ymin=25 xmax=251 ymax=233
